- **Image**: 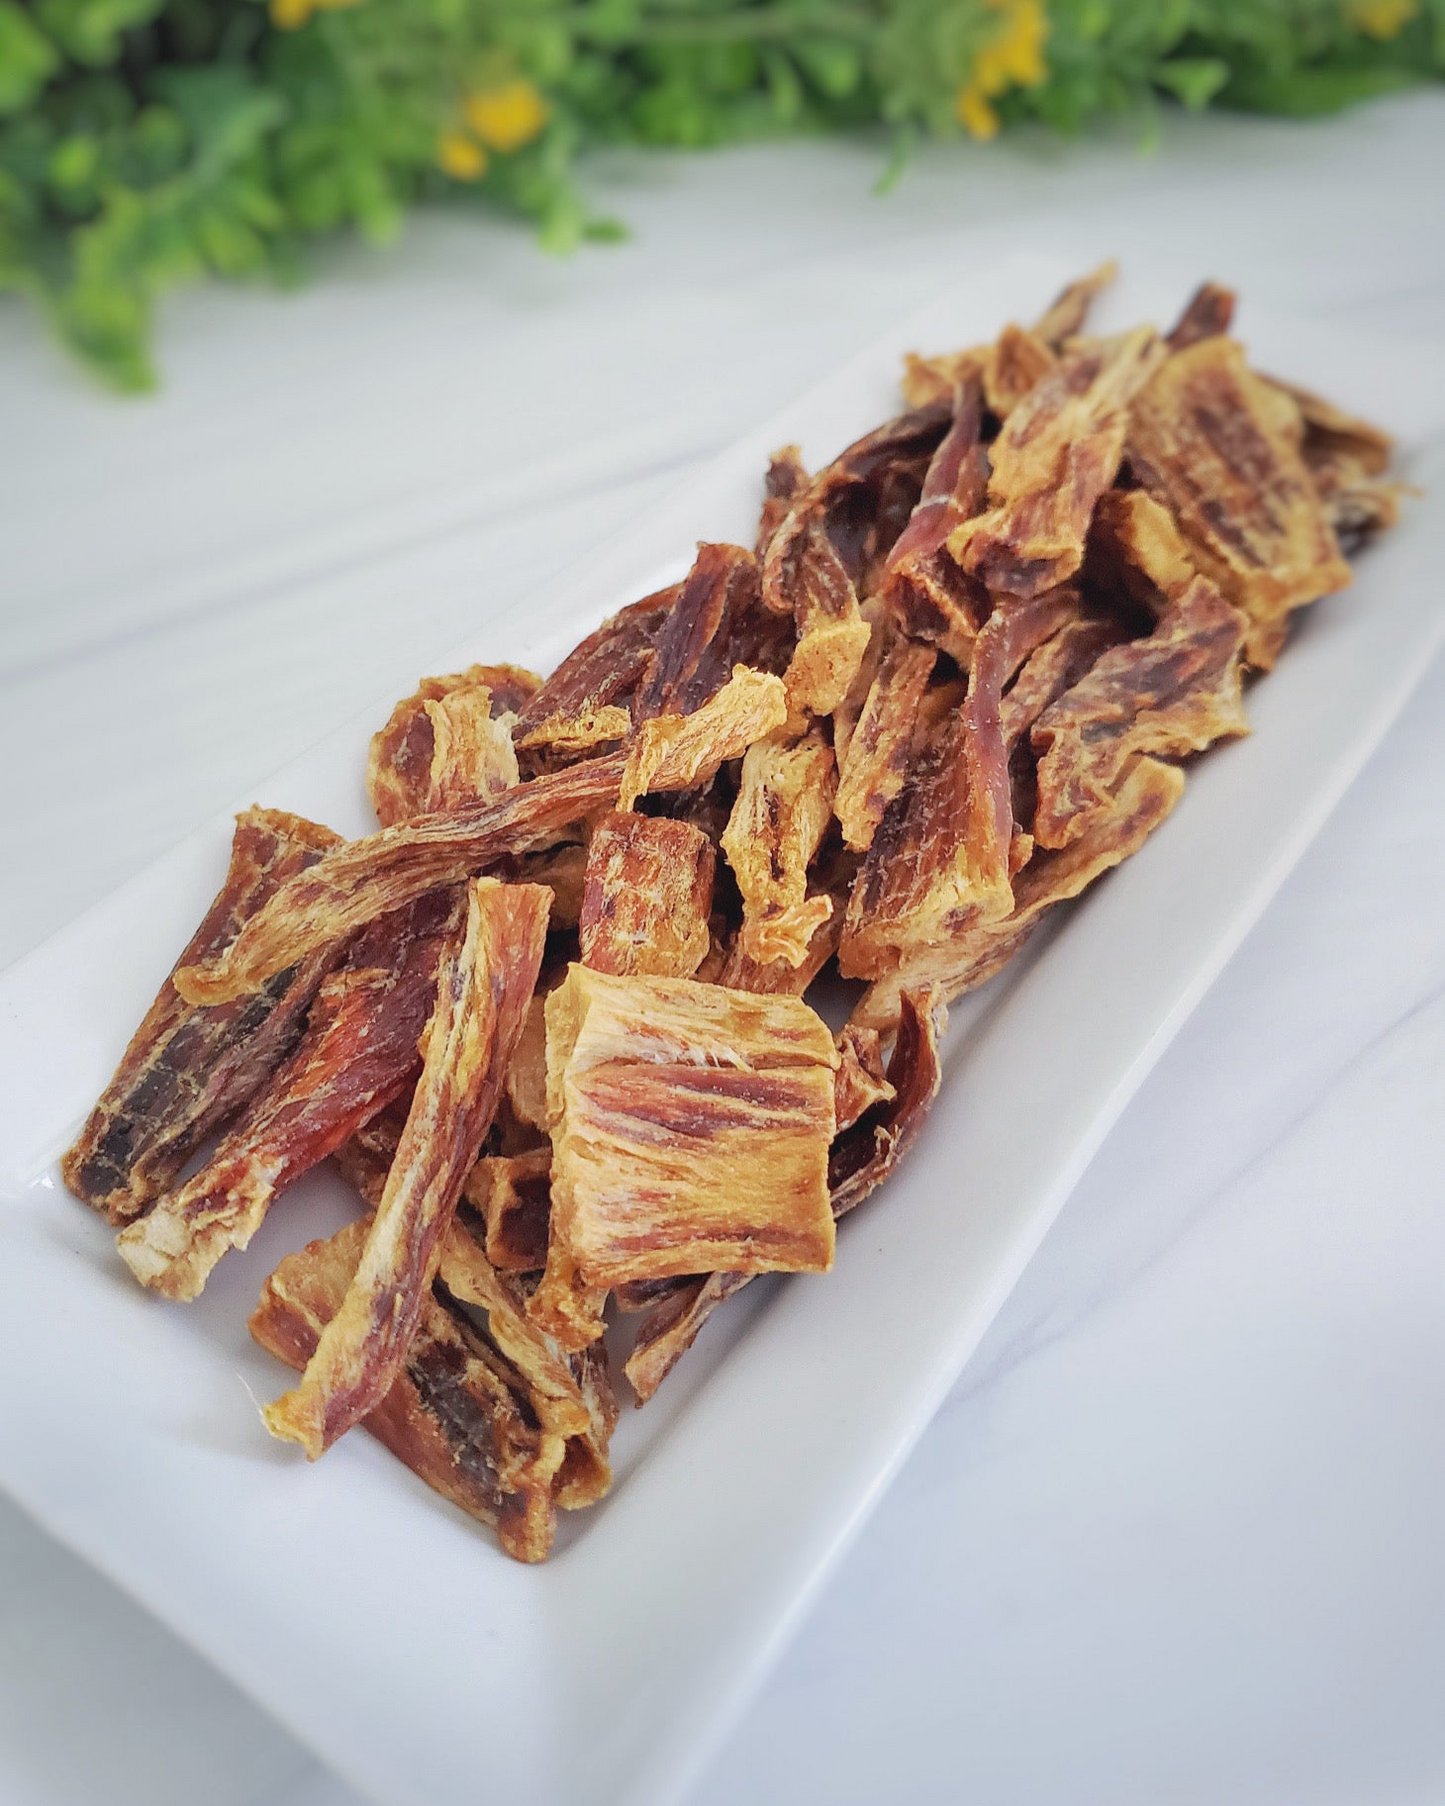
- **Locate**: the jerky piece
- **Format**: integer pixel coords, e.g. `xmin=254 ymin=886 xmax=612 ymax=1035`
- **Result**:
xmin=624 ymin=1270 xmax=752 ymax=1405
xmin=464 ymin=1148 xmax=552 ymax=1272
xmin=437 ymin=1217 xmax=616 ymax=1510
xmin=1086 ymin=487 xmax=1199 ymax=614
xmin=116 ymin=891 xmax=459 ymax=1300
xmin=834 ymin=637 xmax=938 ymax=852
xmin=505 ymin=992 xmax=552 ymax=1134
xmin=1310 ymin=454 xmax=1405 ymax=551
xmin=619 ymin=667 xmax=789 ymax=810
xmin=854 ymin=756 xmax=1185 ymax=1029
xmin=1032 ymin=577 xmax=1247 ymax=850
xmin=998 ymin=614 xmax=1132 ymax=753
xmin=424 ymin=687 xmax=521 ymax=813
xmin=881 ymin=378 xmax=991 ymax=656
xmin=368 ymin=666 xmax=537 ymax=828
xmin=829 ymin=988 xmax=944 ymax=1216
xmin=535 ymin=968 xmax=839 ymax=1302
xmin=579 ymin=812 xmax=715 ymax=978
xmin=718 ymin=876 xmax=845 ymax=996
xmin=627 ymin=989 xmax=941 ymax=1404
xmin=949 ymin=327 xmax=1167 ymax=599
xmin=1272 ymin=379 xmax=1393 ymax=476
xmin=62 ymin=808 xmax=342 ymax=1225
xmin=834 ymin=1024 xmax=895 ymax=1135
xmin=983 ymin=324 xmax=1058 ymax=418
xmin=176 ymin=754 xmax=625 ymax=1007
xmin=840 ymin=590 xmax=1076 ymax=979
xmin=263 ymin=879 xmax=550 ymax=1459
xmin=633 ymin=543 xmax=766 ymax=722
xmin=764 ymin=404 xmax=951 ymax=715
xmin=514 ymin=706 xmax=631 ymax=772
xmin=720 ymin=731 xmax=837 ymax=968
xmin=1126 ymin=337 xmax=1351 ymax=668
xmin=1166 ymin=281 xmax=1236 ymax=352
xmin=514 ymin=586 xmax=678 ymax=737
xmin=250 ymin=1217 xmax=561 ymax=1562
xmin=1032 ymin=259 xmax=1118 ymax=350
xmin=756 ymin=446 xmax=810 ymax=556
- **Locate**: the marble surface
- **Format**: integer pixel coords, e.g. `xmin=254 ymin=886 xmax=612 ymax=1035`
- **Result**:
xmin=3 ymin=91 xmax=1444 ymax=1806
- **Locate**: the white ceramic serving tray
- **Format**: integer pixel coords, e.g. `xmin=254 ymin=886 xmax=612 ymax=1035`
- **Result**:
xmin=2 ymin=255 xmax=1443 ymax=1806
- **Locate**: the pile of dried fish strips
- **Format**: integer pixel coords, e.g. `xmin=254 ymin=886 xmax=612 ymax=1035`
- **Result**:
xmin=63 ymin=266 xmax=1403 ymax=1562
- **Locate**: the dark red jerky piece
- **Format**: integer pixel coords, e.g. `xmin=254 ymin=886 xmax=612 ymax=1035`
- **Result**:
xmin=633 ymin=543 xmax=766 ymax=722
xmin=829 ymin=990 xmax=943 ymax=1216
xmin=756 ymin=447 xmax=810 ymax=556
xmin=514 ymin=586 xmax=679 ymax=736
xmin=882 ymin=378 xmax=992 ymax=646
xmin=62 ymin=809 xmax=342 ymax=1225
xmin=1166 ymin=282 xmax=1236 ymax=353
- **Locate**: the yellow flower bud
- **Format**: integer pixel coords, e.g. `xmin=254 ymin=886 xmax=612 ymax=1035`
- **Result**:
xmin=270 ymin=0 xmax=316 ymax=29
xmin=1347 ymin=0 xmax=1416 ymax=37
xmin=956 ymin=82 xmax=1001 ymax=140
xmin=464 ymin=80 xmax=551 ymax=153
xmin=437 ymin=132 xmax=489 ymax=182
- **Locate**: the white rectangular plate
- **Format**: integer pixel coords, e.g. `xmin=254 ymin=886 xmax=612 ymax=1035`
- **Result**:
xmin=2 ymin=255 xmax=1443 ymax=1806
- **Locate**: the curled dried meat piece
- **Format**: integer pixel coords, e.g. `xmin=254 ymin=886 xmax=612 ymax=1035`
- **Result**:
xmin=536 ymin=968 xmax=839 ymax=1295
xmin=720 ymin=730 xmax=837 ymax=968
xmin=633 ymin=543 xmax=768 ymax=722
xmin=833 ymin=1024 xmax=895 ymax=1136
xmin=983 ymin=324 xmax=1057 ymax=418
xmin=854 ymin=755 xmax=1186 ymax=1030
xmin=514 ymin=705 xmax=631 ymax=771
xmin=949 ymin=327 xmax=1167 ymax=599
xmin=579 ymin=811 xmax=715 ymax=978
xmin=881 ymin=378 xmax=990 ymax=656
xmin=514 ymin=587 xmax=677 ymax=738
xmin=263 ymin=878 xmax=550 ymax=1458
xmin=1271 ymin=379 xmax=1393 ymax=477
xmin=840 ymin=589 xmax=1076 ymax=978
xmin=464 ymin=1148 xmax=552 ymax=1272
xmin=368 ymin=666 xmax=537 ymax=827
xmin=1086 ymin=487 xmax=1199 ymax=614
xmin=1032 ymin=259 xmax=1118 ymax=350
xmin=504 ymin=991 xmax=551 ymax=1133
xmin=756 ymin=446 xmax=810 ymax=556
xmin=829 ymin=987 xmax=944 ymax=1216
xmin=1032 ymin=577 xmax=1248 ymax=850
xmin=623 ymin=1269 xmax=752 ymax=1405
xmin=62 ymin=808 xmax=342 ymax=1225
xmin=620 ymin=666 xmax=789 ymax=810
xmin=250 ymin=1217 xmax=562 ymax=1562
xmin=1166 ymin=281 xmax=1236 ymax=352
xmin=115 ymin=891 xmax=459 ymax=1300
xmin=1126 ymin=337 xmax=1351 ymax=668
xmin=834 ymin=637 xmax=938 ymax=853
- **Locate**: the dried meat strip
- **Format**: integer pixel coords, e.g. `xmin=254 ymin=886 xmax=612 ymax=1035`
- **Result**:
xmin=756 ymin=446 xmax=810 ymax=556
xmin=720 ymin=730 xmax=837 ymax=968
xmin=983 ymin=324 xmax=1058 ymax=418
xmin=368 ymin=666 xmax=535 ymax=827
xmin=1085 ymin=487 xmax=1199 ymax=615
xmin=579 ymin=811 xmax=715 ymax=979
xmin=250 ymin=1217 xmax=562 ymax=1562
xmin=833 ymin=1024 xmax=895 ymax=1135
xmin=513 ymin=586 xmax=678 ymax=738
xmin=881 ymin=378 xmax=990 ymax=656
xmin=116 ymin=891 xmax=459 ymax=1300
xmin=829 ymin=988 xmax=944 ymax=1216
xmin=532 ymin=969 xmax=838 ymax=1332
xmin=1032 ymin=259 xmax=1118 ymax=350
xmin=619 ymin=666 xmax=789 ymax=810
xmin=1125 ymin=336 xmax=1352 ymax=668
xmin=633 ymin=543 xmax=771 ymax=722
xmin=623 ymin=1269 xmax=752 ymax=1405
xmin=62 ymin=808 xmax=342 ymax=1225
xmin=1032 ymin=577 xmax=1248 ymax=850
xmin=464 ymin=1148 xmax=552 ymax=1272
xmin=853 ymin=756 xmax=1185 ymax=1030
xmin=833 ymin=636 xmax=939 ymax=852
xmin=263 ymin=879 xmax=550 ymax=1458
xmin=949 ymin=327 xmax=1167 ymax=599
xmin=840 ymin=589 xmax=1076 ymax=979
xmin=1166 ymin=281 xmax=1236 ymax=352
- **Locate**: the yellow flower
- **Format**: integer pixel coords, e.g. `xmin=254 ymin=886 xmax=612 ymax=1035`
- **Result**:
xmin=956 ymin=0 xmax=1048 ymax=139
xmin=956 ymin=82 xmax=1001 ymax=139
xmin=270 ymin=0 xmax=359 ymax=27
xmin=437 ymin=132 xmax=489 ymax=182
xmin=1347 ymin=0 xmax=1416 ymax=37
xmin=464 ymin=80 xmax=551 ymax=154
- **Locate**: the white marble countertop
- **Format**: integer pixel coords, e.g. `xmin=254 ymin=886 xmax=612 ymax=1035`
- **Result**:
xmin=3 ymin=91 xmax=1444 ymax=1806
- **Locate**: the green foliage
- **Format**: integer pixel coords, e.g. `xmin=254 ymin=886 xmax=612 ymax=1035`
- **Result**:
xmin=0 ymin=0 xmax=1439 ymax=387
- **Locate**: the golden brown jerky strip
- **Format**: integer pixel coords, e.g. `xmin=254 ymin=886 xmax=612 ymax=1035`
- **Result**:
xmin=1032 ymin=259 xmax=1118 ymax=350
xmin=250 ymin=1217 xmax=562 ymax=1562
xmin=513 ymin=586 xmax=678 ymax=737
xmin=949 ymin=327 xmax=1167 ymax=599
xmin=756 ymin=446 xmax=810 ymax=556
xmin=62 ymin=807 xmax=342 ymax=1225
xmin=1165 ymin=281 xmax=1236 ymax=352
xmin=263 ymin=879 xmax=551 ymax=1458
xmin=368 ymin=666 xmax=536 ymax=828
xmin=116 ymin=891 xmax=459 ymax=1300
xmin=464 ymin=1148 xmax=552 ymax=1272
xmin=1125 ymin=336 xmax=1351 ymax=668
xmin=833 ymin=1025 xmax=895 ymax=1135
xmin=1086 ymin=487 xmax=1199 ymax=615
xmin=623 ymin=1269 xmax=753 ymax=1405
xmin=579 ymin=812 xmax=715 ymax=979
xmin=834 ymin=637 xmax=938 ymax=852
xmin=633 ymin=543 xmax=771 ymax=722
xmin=983 ymin=324 xmax=1057 ymax=418
xmin=720 ymin=730 xmax=837 ymax=967
xmin=619 ymin=666 xmax=789 ymax=809
xmin=1031 ymin=576 xmax=1248 ymax=850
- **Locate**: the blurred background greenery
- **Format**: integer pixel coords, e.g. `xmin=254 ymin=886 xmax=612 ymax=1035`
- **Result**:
xmin=2 ymin=0 xmax=1440 ymax=389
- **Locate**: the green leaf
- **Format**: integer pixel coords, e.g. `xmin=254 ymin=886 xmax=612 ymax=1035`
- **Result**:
xmin=0 ymin=3 xmax=61 ymax=115
xmin=1153 ymin=56 xmax=1230 ymax=110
